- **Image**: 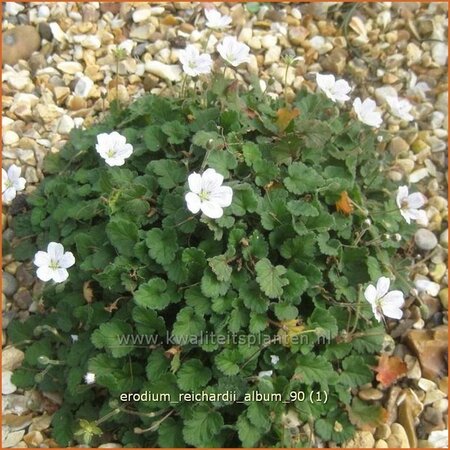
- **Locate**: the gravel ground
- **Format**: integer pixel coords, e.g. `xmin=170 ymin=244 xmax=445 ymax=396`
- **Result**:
xmin=2 ymin=2 xmax=448 ymax=448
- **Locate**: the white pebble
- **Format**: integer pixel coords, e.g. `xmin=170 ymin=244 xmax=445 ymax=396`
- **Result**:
xmin=132 ymin=8 xmax=152 ymax=23
xmin=408 ymin=168 xmax=429 ymax=183
xmin=37 ymin=5 xmax=50 ymax=18
xmin=49 ymin=22 xmax=66 ymax=42
xmin=2 ymin=371 xmax=17 ymax=395
xmin=414 ymin=229 xmax=438 ymax=251
xmin=5 ymin=2 xmax=25 ymax=16
xmin=144 ymin=61 xmax=182 ymax=82
xmin=74 ymin=76 xmax=94 ymax=98
xmin=432 ymin=42 xmax=448 ymax=67
xmin=81 ymin=35 xmax=101 ymax=50
xmin=3 ymin=130 xmax=19 ymax=146
xmin=57 ymin=61 xmax=83 ymax=75
xmin=57 ymin=115 xmax=75 ymax=135
xmin=261 ymin=35 xmax=277 ymax=49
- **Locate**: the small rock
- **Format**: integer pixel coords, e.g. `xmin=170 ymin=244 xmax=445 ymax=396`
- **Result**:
xmin=3 ymin=26 xmax=41 ymax=66
xmin=3 ymin=429 xmax=26 ymax=448
xmin=398 ymin=389 xmax=421 ymax=448
xmin=73 ymin=76 xmax=94 ymax=98
xmin=405 ymin=326 xmax=448 ymax=381
xmin=15 ymin=265 xmax=34 ymax=288
xmin=48 ymin=22 xmax=66 ymax=42
xmin=432 ymin=42 xmax=448 ymax=66
xmin=414 ymin=229 xmax=438 ymax=251
xmin=264 ymin=46 xmax=282 ymax=65
xmin=261 ymin=35 xmax=278 ymax=49
xmin=388 ymin=137 xmax=409 ymax=156
xmin=430 ymin=263 xmax=446 ymax=283
xmin=405 ymin=355 xmax=422 ymax=380
xmin=320 ymin=47 xmax=348 ymax=74
xmin=387 ymin=423 xmax=410 ymax=448
xmin=23 ymin=431 xmax=44 ymax=447
xmin=130 ymin=24 xmax=155 ymax=41
xmin=28 ymin=53 xmax=46 ymax=75
xmin=145 ymin=61 xmax=182 ymax=82
xmin=13 ymin=289 xmax=33 ymax=310
xmin=132 ymin=43 xmax=148 ymax=58
xmin=375 ymin=440 xmax=388 ymax=448
xmin=5 ymin=2 xmax=25 ymax=16
xmin=132 ymin=7 xmax=152 ymax=23
xmin=29 ymin=414 xmax=52 ymax=432
xmin=57 ymin=115 xmax=75 ymax=135
xmin=409 ymin=168 xmax=429 ymax=183
xmin=57 ymin=61 xmax=83 ymax=75
xmin=288 ymin=26 xmax=309 ymax=46
xmin=3 ymin=272 xmax=18 ymax=297
xmin=358 ymin=388 xmax=383 ymax=401
xmin=81 ymin=35 xmax=101 ymax=50
xmin=37 ymin=5 xmax=50 ymax=19
xmin=386 ymin=386 xmax=402 ymax=425
xmin=2 ymin=347 xmax=25 ymax=371
xmin=100 ymin=3 xmax=121 ymax=14
xmin=2 ymin=370 xmax=17 ymax=394
xmin=439 ymin=229 xmax=448 ymax=247
xmin=3 ymin=130 xmax=20 ymax=146
xmin=37 ymin=22 xmax=53 ymax=41
xmin=17 ymin=149 xmax=36 ymax=165
xmin=439 ymin=288 xmax=448 ymax=310
xmin=375 ymin=424 xmax=391 ymax=440
xmin=344 ymin=431 xmax=375 ymax=448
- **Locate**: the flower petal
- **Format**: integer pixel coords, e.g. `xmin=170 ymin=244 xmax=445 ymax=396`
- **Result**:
xmin=210 ymin=186 xmax=233 ymax=207
xmin=396 ymin=186 xmax=409 ymax=208
xmin=202 ymin=168 xmax=223 ymax=192
xmin=382 ymin=290 xmax=405 ymax=309
xmin=188 ymin=172 xmax=202 ymax=194
xmin=407 ymin=192 xmax=426 ymax=209
xmin=34 ymin=251 xmax=50 ymax=267
xmin=381 ymin=304 xmax=403 ymax=320
xmin=201 ymin=200 xmax=223 ymax=219
xmin=185 ymin=192 xmax=201 ymax=214
xmin=376 ymin=277 xmax=391 ymax=298
xmin=36 ymin=266 xmax=54 ymax=282
xmin=60 ymin=252 xmax=75 ymax=269
xmin=7 ymin=164 xmax=21 ymax=181
xmin=364 ymin=284 xmax=377 ymax=304
xmin=52 ymin=268 xmax=69 ymax=283
xmin=47 ymin=242 xmax=64 ymax=260
xmin=13 ymin=177 xmax=26 ymax=191
xmin=3 ymin=187 xmax=17 ymax=202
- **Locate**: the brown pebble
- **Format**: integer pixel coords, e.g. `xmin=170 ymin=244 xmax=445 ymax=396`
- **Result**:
xmin=3 ymin=26 xmax=41 ymax=66
xmin=100 ymin=3 xmax=121 ymax=15
xmin=358 ymin=388 xmax=384 ymax=401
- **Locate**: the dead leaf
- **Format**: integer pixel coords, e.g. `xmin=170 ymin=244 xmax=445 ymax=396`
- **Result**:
xmin=335 ymin=191 xmax=354 ymax=215
xmin=277 ymin=319 xmax=305 ymax=347
xmin=276 ymin=107 xmax=300 ymax=132
xmin=374 ymin=354 xmax=407 ymax=388
xmin=83 ymin=281 xmax=94 ymax=303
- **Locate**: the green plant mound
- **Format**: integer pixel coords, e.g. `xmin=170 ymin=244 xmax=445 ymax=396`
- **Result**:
xmin=10 ymin=78 xmax=415 ymax=447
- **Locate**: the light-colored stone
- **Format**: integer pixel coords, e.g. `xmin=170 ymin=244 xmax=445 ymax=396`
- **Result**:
xmin=57 ymin=61 xmax=83 ymax=75
xmin=3 ymin=130 xmax=20 ymax=146
xmin=3 ymin=370 xmax=17 ymax=394
xmin=132 ymin=7 xmax=152 ymax=23
xmin=375 ymin=440 xmax=388 ymax=448
xmin=264 ymin=46 xmax=282 ymax=65
xmin=57 ymin=115 xmax=75 ymax=135
xmin=344 ymin=431 xmax=375 ymax=448
xmin=3 ymin=26 xmax=41 ymax=66
xmin=409 ymin=168 xmax=429 ymax=183
xmin=387 ymin=423 xmax=410 ymax=448
xmin=144 ymin=60 xmax=182 ymax=82
xmin=414 ymin=229 xmax=438 ymax=251
xmin=2 ymin=347 xmax=25 ymax=372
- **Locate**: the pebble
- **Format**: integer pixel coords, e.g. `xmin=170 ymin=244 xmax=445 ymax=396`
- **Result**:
xmin=132 ymin=8 xmax=152 ymax=23
xmin=37 ymin=23 xmax=53 ymax=42
xmin=439 ymin=228 xmax=448 ymax=247
xmin=414 ymin=229 xmax=438 ymax=251
xmin=409 ymin=168 xmax=429 ymax=183
xmin=13 ymin=289 xmax=33 ymax=310
xmin=3 ymin=272 xmax=18 ymax=297
xmin=48 ymin=22 xmax=66 ymax=42
xmin=37 ymin=5 xmax=50 ymax=19
xmin=375 ymin=424 xmax=392 ymax=440
xmin=2 ymin=371 xmax=17 ymax=395
xmin=130 ymin=24 xmax=156 ymax=41
xmin=3 ymin=130 xmax=20 ymax=146
xmin=144 ymin=61 xmax=182 ymax=82
xmin=358 ymin=388 xmax=383 ymax=401
xmin=3 ymin=26 xmax=41 ymax=66
xmin=438 ymin=288 xmax=448 ymax=310
xmin=2 ymin=347 xmax=25 ymax=372
xmin=264 ymin=46 xmax=282 ymax=65
xmin=374 ymin=440 xmax=388 ymax=448
xmin=387 ymin=423 xmax=410 ymax=448
xmin=57 ymin=115 xmax=75 ymax=135
xmin=57 ymin=61 xmax=83 ymax=75
xmin=73 ymin=76 xmax=94 ymax=98
xmin=388 ymin=136 xmax=409 ymax=156
xmin=345 ymin=431 xmax=375 ymax=448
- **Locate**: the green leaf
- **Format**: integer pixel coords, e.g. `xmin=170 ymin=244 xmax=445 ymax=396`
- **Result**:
xmin=308 ymin=307 xmax=338 ymax=339
xmin=105 ymin=218 xmax=138 ymax=257
xmin=143 ymin=125 xmax=165 ymax=151
xmin=340 ymin=355 xmax=373 ymax=387
xmin=177 ymin=359 xmax=212 ymax=391
xmin=215 ymin=349 xmax=242 ymax=376
xmin=52 ymin=406 xmax=75 ymax=446
xmin=230 ymin=184 xmax=258 ymax=216
xmin=183 ymin=406 xmax=224 ymax=447
xmin=295 ymin=354 xmax=337 ymax=389
xmin=242 ymin=142 xmax=262 ymax=167
xmin=274 ymin=302 xmax=298 ymax=320
xmin=146 ymin=228 xmax=178 ymax=265
xmin=255 ymin=258 xmax=288 ymax=299
xmin=172 ymin=307 xmax=206 ymax=342
xmin=149 ymin=160 xmax=186 ymax=189
xmin=237 ymin=413 xmax=264 ymax=447
xmin=134 ymin=278 xmax=177 ymax=310
xmin=208 ymin=254 xmax=232 ymax=282
xmin=91 ymin=321 xmax=133 ymax=358
xmin=158 ymin=418 xmax=185 ymax=447
xmin=146 ymin=349 xmax=170 ymax=380
xmin=132 ymin=306 xmax=165 ymax=335
xmin=161 ymin=120 xmax=189 ymax=144
xmin=284 ymin=162 xmax=324 ymax=194
xmin=201 ymin=269 xmax=230 ymax=298
xmin=287 ymin=200 xmax=319 ymax=217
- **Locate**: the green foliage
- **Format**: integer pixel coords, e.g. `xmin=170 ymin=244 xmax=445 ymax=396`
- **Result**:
xmin=10 ymin=76 xmax=414 ymax=448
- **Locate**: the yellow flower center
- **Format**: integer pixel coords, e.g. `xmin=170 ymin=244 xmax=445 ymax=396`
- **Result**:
xmin=49 ymin=259 xmax=60 ymax=270
xmin=199 ymin=190 xmax=210 ymax=201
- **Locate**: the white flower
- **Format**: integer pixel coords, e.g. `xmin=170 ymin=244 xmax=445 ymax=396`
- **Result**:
xmin=2 ymin=164 xmax=26 ymax=203
xmin=428 ymin=430 xmax=448 ymax=448
xmin=34 ymin=242 xmax=75 ymax=283
xmin=364 ymin=276 xmax=405 ymax=322
xmin=205 ymin=9 xmax=232 ymax=29
xmin=353 ymin=97 xmax=383 ymax=128
xmin=258 ymin=370 xmax=273 ymax=379
xmin=185 ymin=168 xmax=233 ymax=219
xmin=178 ymin=45 xmax=213 ymax=77
xmin=95 ymin=131 xmax=133 ymax=167
xmin=414 ymin=278 xmax=441 ymax=297
xmin=270 ymin=355 xmax=280 ymax=366
xmin=396 ymin=185 xmax=428 ymax=225
xmin=84 ymin=372 xmax=96 ymax=384
xmin=385 ymin=96 xmax=414 ymax=122
xmin=217 ymin=36 xmax=250 ymax=67
xmin=71 ymin=335 xmax=79 ymax=342
xmin=315 ymin=73 xmax=351 ymax=103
